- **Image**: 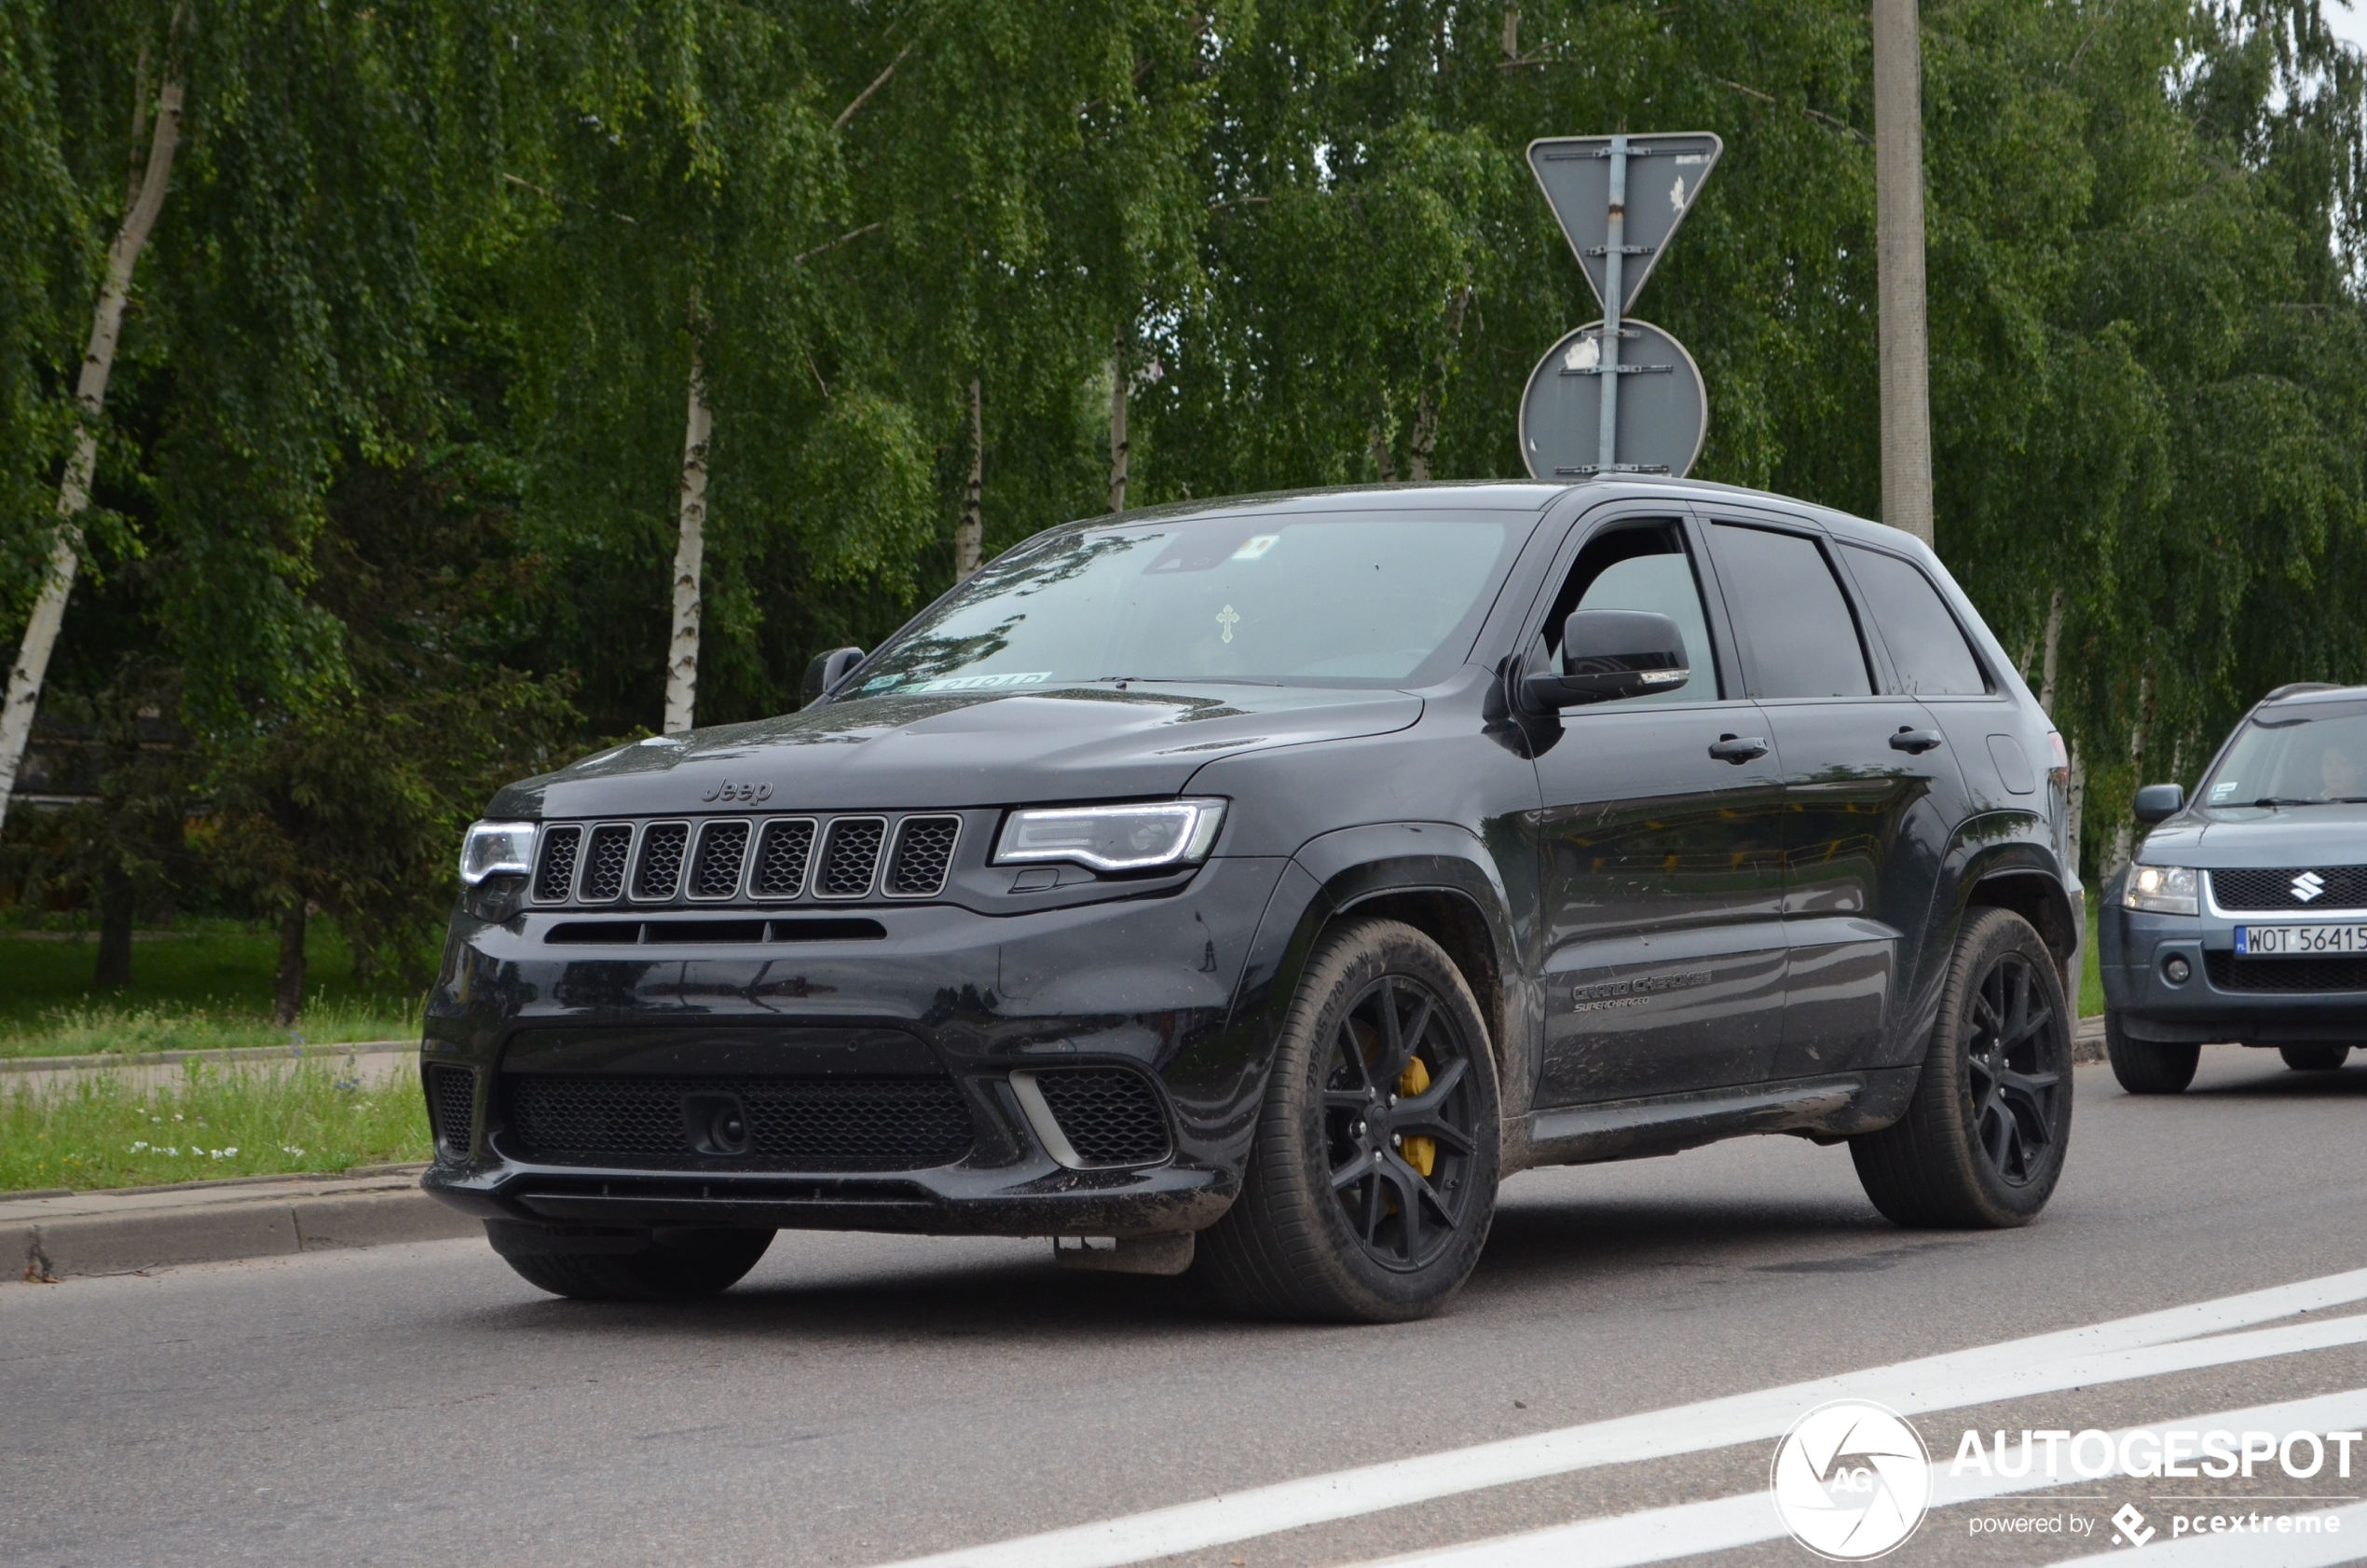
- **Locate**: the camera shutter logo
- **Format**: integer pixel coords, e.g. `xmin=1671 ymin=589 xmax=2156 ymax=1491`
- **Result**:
xmin=1769 ymin=1400 xmax=1932 ymax=1561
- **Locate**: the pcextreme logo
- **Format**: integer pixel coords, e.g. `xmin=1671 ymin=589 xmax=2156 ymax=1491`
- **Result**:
xmin=1770 ymin=1400 xmax=1933 ymax=1560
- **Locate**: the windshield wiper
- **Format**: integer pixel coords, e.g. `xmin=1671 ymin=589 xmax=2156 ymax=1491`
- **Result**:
xmin=2245 ymin=796 xmax=2367 ymax=807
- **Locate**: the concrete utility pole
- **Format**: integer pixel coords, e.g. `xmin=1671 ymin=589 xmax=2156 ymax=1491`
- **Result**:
xmin=1871 ymin=0 xmax=1935 ymax=546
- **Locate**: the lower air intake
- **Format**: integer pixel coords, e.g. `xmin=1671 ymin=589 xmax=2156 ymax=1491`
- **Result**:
xmin=428 ymin=1065 xmax=476 ymax=1155
xmin=1035 ymin=1069 xmax=1171 ymax=1166
xmin=502 ymin=1075 xmax=975 ymax=1171
xmin=2206 ymin=950 xmax=2367 ymax=993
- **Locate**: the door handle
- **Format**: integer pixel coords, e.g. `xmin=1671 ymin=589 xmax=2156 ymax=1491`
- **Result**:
xmin=1889 ymin=728 xmax=1945 ymax=755
xmin=1708 ymin=733 xmax=1770 ymax=764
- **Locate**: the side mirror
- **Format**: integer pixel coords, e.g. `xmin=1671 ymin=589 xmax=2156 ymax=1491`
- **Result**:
xmin=1522 ymin=609 xmax=1690 ymax=709
xmin=801 ymin=646 xmax=866 ymax=703
xmin=2132 ymin=783 xmax=2185 ymax=825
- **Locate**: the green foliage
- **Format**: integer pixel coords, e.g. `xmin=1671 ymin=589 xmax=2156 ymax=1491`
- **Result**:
xmin=0 ymin=1057 xmax=429 ymax=1191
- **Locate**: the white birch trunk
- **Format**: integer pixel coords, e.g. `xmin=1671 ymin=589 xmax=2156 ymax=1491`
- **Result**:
xmin=663 ymin=343 xmax=713 ymax=733
xmin=0 ymin=72 xmax=185 ymax=833
xmin=955 ymin=377 xmax=983 ymax=576
xmin=2038 ymin=587 xmax=2063 ymax=716
xmin=1107 ymin=335 xmax=1129 ymax=514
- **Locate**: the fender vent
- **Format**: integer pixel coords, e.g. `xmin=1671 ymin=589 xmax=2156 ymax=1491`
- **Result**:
xmin=428 ymin=1065 xmax=476 ymax=1155
xmin=1035 ymin=1070 xmax=1170 ymax=1166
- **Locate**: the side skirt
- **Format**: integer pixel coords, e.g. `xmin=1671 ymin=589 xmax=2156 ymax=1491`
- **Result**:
xmin=1508 ymin=1068 xmax=1921 ymax=1173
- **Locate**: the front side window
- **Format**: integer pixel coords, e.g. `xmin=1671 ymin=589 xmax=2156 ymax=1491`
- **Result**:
xmin=846 ymin=512 xmax=1525 ymax=697
xmin=1541 ymin=521 xmax=1721 ymax=707
xmin=1841 ymin=544 xmax=1988 ymax=696
xmin=2203 ymin=703 xmax=2367 ymax=807
xmin=1710 ymin=524 xmax=1873 ymax=700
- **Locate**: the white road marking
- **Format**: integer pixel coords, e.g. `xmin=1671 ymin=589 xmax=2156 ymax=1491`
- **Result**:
xmin=1350 ymin=1387 xmax=2367 ymax=1567
xmin=870 ymin=1266 xmax=2367 ymax=1568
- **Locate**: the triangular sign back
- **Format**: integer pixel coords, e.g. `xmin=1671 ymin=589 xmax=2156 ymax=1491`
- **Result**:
xmin=1526 ymin=133 xmax=1723 ymax=315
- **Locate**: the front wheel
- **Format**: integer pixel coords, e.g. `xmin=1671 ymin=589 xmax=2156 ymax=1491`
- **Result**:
xmin=1196 ymin=918 xmax=1501 ymax=1323
xmin=2279 ymin=1043 xmax=2351 ymax=1071
xmin=1851 ymin=908 xmax=2073 ymax=1229
xmin=2106 ymin=1010 xmax=2200 ymax=1095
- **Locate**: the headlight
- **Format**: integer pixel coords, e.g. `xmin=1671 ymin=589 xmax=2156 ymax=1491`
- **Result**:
xmin=2122 ymin=863 xmax=2198 ymax=916
xmin=458 ymin=820 xmax=537 ymax=885
xmin=993 ymin=798 xmax=1225 ymax=872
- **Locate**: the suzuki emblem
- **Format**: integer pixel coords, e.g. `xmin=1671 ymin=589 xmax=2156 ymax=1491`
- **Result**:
xmin=700 ymin=780 xmax=773 ymax=805
xmin=2292 ymin=870 xmax=2327 ymax=903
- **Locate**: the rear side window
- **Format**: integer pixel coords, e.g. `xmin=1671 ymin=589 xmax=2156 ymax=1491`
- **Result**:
xmin=1841 ymin=544 xmax=1989 ymax=696
xmin=1709 ymin=524 xmax=1872 ymax=699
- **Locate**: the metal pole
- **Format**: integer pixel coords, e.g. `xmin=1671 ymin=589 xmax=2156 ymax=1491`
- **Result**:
xmin=1595 ymin=135 xmax=1628 ymax=475
xmin=1872 ymin=0 xmax=1935 ymax=545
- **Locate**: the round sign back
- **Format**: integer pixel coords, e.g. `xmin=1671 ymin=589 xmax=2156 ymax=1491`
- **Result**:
xmin=1518 ymin=319 xmax=1708 ymax=481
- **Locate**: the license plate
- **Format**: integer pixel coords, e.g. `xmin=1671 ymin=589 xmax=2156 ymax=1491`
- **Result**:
xmin=2235 ymin=923 xmax=2367 ymax=956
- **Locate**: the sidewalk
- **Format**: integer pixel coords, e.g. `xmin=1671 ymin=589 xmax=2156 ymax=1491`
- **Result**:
xmin=4 ymin=1164 xmax=474 ymax=1283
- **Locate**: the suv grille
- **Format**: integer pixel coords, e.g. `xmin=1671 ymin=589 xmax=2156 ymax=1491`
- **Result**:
xmin=689 ymin=820 xmax=750 ymax=899
xmin=2210 ymin=866 xmax=2367 ymax=910
xmin=581 ymin=824 xmax=633 ymax=902
xmin=502 ymin=1075 xmax=974 ymax=1171
xmin=632 ymin=822 xmax=690 ymax=900
xmin=428 ymin=1065 xmax=476 ymax=1155
xmin=817 ymin=818 xmax=887 ymax=898
xmin=885 ymin=815 xmax=961 ymax=896
xmin=533 ymin=826 xmax=581 ymax=903
xmin=2206 ymin=950 xmax=2367 ymax=993
xmin=1035 ymin=1069 xmax=1170 ymax=1166
xmin=752 ymin=819 xmax=816 ymax=897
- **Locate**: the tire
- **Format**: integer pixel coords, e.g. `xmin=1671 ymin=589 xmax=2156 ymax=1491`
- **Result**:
xmin=2279 ymin=1043 xmax=2351 ymax=1071
xmin=1196 ymin=918 xmax=1501 ymax=1323
xmin=2106 ymin=1010 xmax=2200 ymax=1095
xmin=1851 ymin=908 xmax=2073 ymax=1229
xmin=494 ymin=1226 xmax=774 ymax=1302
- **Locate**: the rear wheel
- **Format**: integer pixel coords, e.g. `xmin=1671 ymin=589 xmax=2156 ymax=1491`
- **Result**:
xmin=2106 ymin=1010 xmax=2200 ymax=1095
xmin=491 ymin=1224 xmax=774 ymax=1302
xmin=1851 ymin=908 xmax=2073 ymax=1229
xmin=1196 ymin=918 xmax=1500 ymax=1323
xmin=2279 ymin=1043 xmax=2351 ymax=1071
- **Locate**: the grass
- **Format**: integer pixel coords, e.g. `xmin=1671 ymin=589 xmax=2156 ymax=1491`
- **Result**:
xmin=2082 ymin=884 xmax=2104 ymax=1018
xmin=1 ymin=1057 xmax=431 ymax=1193
xmin=0 ymin=918 xmax=422 ymax=1058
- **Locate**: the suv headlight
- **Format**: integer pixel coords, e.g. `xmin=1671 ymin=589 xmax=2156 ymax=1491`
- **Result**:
xmin=2122 ymin=863 xmax=2198 ymax=916
xmin=458 ymin=820 xmax=537 ymax=885
xmin=993 ymin=798 xmax=1225 ymax=873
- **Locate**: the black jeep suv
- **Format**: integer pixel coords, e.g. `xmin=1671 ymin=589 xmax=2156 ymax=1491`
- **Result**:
xmin=2101 ymin=682 xmax=2367 ymax=1093
xmin=423 ymin=479 xmax=2081 ymax=1321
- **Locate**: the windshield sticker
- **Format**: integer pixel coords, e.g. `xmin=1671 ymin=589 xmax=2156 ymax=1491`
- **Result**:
xmin=1216 ymin=604 xmax=1241 ymax=643
xmin=902 ymin=671 xmax=1052 ymax=694
xmin=2210 ymin=780 xmax=2240 ymax=802
xmin=1231 ymin=534 xmax=1279 ymax=561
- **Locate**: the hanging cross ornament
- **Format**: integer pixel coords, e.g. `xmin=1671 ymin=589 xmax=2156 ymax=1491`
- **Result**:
xmin=1519 ymin=133 xmax=1721 ymax=481
xmin=1215 ymin=604 xmax=1240 ymax=644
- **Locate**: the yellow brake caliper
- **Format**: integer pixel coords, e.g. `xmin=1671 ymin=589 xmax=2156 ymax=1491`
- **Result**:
xmin=1397 ymin=1055 xmax=1436 ymax=1178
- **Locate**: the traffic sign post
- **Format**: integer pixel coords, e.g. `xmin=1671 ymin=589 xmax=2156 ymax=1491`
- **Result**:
xmin=1521 ymin=132 xmax=1721 ymax=481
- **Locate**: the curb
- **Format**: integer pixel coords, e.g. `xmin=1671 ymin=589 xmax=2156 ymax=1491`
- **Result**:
xmin=5 ymin=1165 xmax=476 ymax=1282
xmin=2073 ymin=1013 xmax=2106 ymax=1064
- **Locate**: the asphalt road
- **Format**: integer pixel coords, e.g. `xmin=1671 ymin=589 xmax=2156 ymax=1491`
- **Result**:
xmin=9 ymin=1048 xmax=2367 ymax=1568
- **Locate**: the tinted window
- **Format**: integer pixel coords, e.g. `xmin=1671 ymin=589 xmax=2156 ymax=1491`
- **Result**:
xmin=2203 ymin=705 xmax=2367 ymax=806
xmin=850 ymin=513 xmax=1523 ymax=696
xmin=1841 ymin=544 xmax=1988 ymax=696
xmin=1710 ymin=524 xmax=1871 ymax=699
xmin=1568 ymin=541 xmax=1718 ymax=707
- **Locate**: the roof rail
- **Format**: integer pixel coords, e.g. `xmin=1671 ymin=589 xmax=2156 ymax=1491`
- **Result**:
xmin=2261 ymin=682 xmax=2347 ymax=703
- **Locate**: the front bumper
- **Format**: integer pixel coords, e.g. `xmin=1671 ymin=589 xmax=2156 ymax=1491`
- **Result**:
xmin=419 ymin=855 xmax=1292 ymax=1236
xmin=2100 ymin=900 xmax=2367 ymax=1043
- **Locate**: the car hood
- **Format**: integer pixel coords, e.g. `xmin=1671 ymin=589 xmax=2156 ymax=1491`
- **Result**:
xmin=2141 ymin=803 xmax=2367 ymax=867
xmin=487 ymin=684 xmax=1426 ymax=818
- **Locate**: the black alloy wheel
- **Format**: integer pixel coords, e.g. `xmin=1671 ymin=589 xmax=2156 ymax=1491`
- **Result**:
xmin=1963 ymin=952 xmax=2064 ymax=1186
xmin=1197 ymin=918 xmax=1501 ymax=1322
xmin=1322 ymin=973 xmax=1485 ymax=1273
xmin=1852 ymin=907 xmax=2073 ymax=1228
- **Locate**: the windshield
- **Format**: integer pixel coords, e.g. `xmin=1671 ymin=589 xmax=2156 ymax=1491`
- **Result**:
xmin=2203 ymin=703 xmax=2367 ymax=806
xmin=846 ymin=511 xmax=1526 ymax=698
